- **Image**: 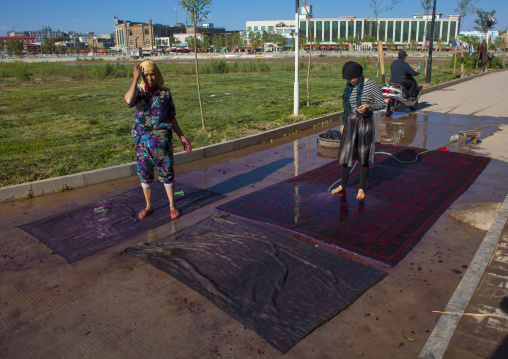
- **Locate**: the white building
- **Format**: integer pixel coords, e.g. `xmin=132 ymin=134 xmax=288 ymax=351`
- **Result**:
xmin=460 ymin=30 xmax=499 ymax=41
xmin=246 ymin=7 xmax=461 ymax=45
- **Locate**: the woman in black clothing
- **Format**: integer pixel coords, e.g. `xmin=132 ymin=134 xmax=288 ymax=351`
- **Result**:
xmin=331 ymin=61 xmax=386 ymax=200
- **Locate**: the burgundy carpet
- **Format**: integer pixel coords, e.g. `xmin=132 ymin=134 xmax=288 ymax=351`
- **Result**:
xmin=217 ymin=143 xmax=490 ymax=266
xmin=19 ymin=182 xmax=224 ymax=263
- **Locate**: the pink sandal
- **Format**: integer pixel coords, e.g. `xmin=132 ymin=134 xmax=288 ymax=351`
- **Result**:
xmin=170 ymin=209 xmax=180 ymax=220
xmin=138 ymin=209 xmax=153 ymax=219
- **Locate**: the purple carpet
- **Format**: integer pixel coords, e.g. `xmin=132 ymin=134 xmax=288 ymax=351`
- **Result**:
xmin=19 ymin=182 xmax=224 ymax=263
xmin=125 ymin=214 xmax=387 ymax=353
xmin=217 ymin=143 xmax=490 ymax=266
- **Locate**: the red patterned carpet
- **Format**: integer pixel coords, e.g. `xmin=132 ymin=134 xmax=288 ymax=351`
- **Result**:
xmin=217 ymin=143 xmax=490 ymax=266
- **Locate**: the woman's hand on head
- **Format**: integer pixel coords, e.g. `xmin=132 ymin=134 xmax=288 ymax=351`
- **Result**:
xmin=133 ymin=65 xmax=141 ymax=81
xmin=357 ymin=104 xmax=370 ymax=113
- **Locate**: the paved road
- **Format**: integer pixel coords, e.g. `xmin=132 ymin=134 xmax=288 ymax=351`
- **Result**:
xmin=0 ymin=70 xmax=507 ymax=359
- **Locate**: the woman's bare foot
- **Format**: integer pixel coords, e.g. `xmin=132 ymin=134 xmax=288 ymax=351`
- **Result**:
xmin=357 ymin=189 xmax=366 ymax=200
xmin=331 ymin=185 xmax=346 ymax=195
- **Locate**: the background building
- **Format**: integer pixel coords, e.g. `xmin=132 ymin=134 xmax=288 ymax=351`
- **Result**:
xmin=460 ymin=30 xmax=499 ymax=41
xmin=246 ymin=8 xmax=461 ymax=46
xmin=113 ymin=17 xmax=225 ymax=54
xmin=9 ymin=26 xmax=69 ymax=42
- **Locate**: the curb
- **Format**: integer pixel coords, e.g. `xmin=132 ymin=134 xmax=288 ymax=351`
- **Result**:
xmin=1 ymin=68 xmax=504 ymax=203
xmin=0 ymin=112 xmax=339 ymax=202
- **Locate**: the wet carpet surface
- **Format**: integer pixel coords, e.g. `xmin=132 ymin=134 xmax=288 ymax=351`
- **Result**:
xmin=18 ymin=182 xmax=224 ymax=263
xmin=217 ymin=143 xmax=491 ymax=266
xmin=125 ymin=214 xmax=388 ymax=353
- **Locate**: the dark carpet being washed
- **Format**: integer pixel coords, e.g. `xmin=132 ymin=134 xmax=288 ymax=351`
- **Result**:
xmin=125 ymin=214 xmax=387 ymax=353
xmin=19 ymin=182 xmax=224 ymax=263
xmin=217 ymin=143 xmax=490 ymax=266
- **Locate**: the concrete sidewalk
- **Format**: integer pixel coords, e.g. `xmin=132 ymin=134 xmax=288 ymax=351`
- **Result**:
xmin=1 ymin=70 xmax=508 ymax=359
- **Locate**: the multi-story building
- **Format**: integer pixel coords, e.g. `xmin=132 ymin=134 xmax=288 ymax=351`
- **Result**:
xmin=113 ymin=17 xmax=225 ymax=54
xmin=246 ymin=7 xmax=461 ymax=46
xmin=14 ymin=26 xmax=69 ymax=42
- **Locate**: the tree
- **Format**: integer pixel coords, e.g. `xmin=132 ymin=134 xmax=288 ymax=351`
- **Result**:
xmin=368 ymin=0 xmax=401 ymax=81
xmin=420 ymin=1 xmax=432 ymax=50
xmin=456 ymin=0 xmax=478 ymax=77
xmin=298 ymin=34 xmax=307 ymax=53
xmin=201 ymin=34 xmax=210 ymax=52
xmin=494 ymin=36 xmax=506 ymax=51
xmin=409 ymin=39 xmax=418 ymax=51
xmin=212 ymin=34 xmax=224 ymax=52
xmin=176 ymin=0 xmax=212 ymax=130
xmin=42 ymin=38 xmax=55 ymax=54
xmin=473 ymin=9 xmax=497 ymax=33
xmin=303 ymin=0 xmax=313 ymax=106
xmin=6 ymin=39 xmax=23 ymax=56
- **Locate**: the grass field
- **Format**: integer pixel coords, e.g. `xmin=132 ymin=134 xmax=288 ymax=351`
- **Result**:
xmin=0 ymin=56 xmax=486 ymax=187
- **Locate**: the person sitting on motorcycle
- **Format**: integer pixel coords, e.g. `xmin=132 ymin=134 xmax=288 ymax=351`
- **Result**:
xmin=390 ymin=50 xmax=420 ymax=100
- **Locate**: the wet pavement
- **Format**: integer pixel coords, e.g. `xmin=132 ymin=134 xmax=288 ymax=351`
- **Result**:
xmin=1 ymin=70 xmax=507 ymax=358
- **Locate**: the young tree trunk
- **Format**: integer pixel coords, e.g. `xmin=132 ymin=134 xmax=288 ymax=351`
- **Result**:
xmin=193 ymin=23 xmax=206 ymax=130
xmin=460 ymin=45 xmax=465 ymax=78
xmin=306 ymin=12 xmax=312 ymax=107
xmin=453 ymin=47 xmax=457 ymax=76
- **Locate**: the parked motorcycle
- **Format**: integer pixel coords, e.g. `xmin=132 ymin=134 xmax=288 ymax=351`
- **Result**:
xmin=381 ymin=76 xmax=423 ymax=117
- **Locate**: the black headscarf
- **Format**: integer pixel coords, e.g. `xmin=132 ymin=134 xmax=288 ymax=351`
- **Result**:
xmin=342 ymin=61 xmax=363 ymax=80
xmin=341 ymin=61 xmax=364 ymax=125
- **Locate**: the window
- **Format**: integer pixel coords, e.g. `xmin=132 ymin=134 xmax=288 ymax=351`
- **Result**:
xmin=418 ymin=21 xmax=425 ymax=42
xmin=403 ymin=21 xmax=409 ymax=42
xmin=332 ymin=21 xmax=338 ymax=41
xmin=254 ymin=26 xmax=258 ymax=31
xmin=395 ymin=21 xmax=402 ymax=42
xmin=372 ymin=21 xmax=378 ymax=40
xmin=129 ymin=30 xmax=133 ymax=36
xmin=316 ymin=21 xmax=322 ymax=41
xmin=387 ymin=21 xmax=393 ymax=41
xmin=433 ymin=22 xmax=441 ymax=41
xmin=441 ymin=21 xmax=448 ymax=41
xmin=247 ymin=27 xmax=252 ymax=31
xmin=300 ymin=21 xmax=306 ymax=36
xmin=379 ymin=21 xmax=386 ymax=41
xmin=324 ymin=21 xmax=330 ymax=42
xmin=348 ymin=20 xmax=354 ymax=39
xmin=268 ymin=26 xmax=274 ymax=32
xmin=356 ymin=21 xmax=363 ymax=39
xmin=145 ymin=29 xmax=149 ymax=35
xmin=340 ymin=21 xmax=346 ymax=39
xmin=261 ymin=26 xmax=265 ymax=31
xmin=410 ymin=21 xmax=417 ymax=41
xmin=450 ymin=21 xmax=457 ymax=40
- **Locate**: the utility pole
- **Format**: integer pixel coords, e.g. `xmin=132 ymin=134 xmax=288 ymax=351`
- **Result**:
xmin=425 ymin=0 xmax=437 ymax=84
xmin=294 ymin=0 xmax=300 ymax=116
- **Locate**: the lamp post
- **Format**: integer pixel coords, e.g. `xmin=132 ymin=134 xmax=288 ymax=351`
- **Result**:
xmin=425 ymin=0 xmax=437 ymax=83
xmin=294 ymin=0 xmax=300 ymax=116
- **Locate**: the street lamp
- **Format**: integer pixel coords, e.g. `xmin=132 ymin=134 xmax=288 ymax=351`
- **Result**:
xmin=425 ymin=0 xmax=437 ymax=83
xmin=294 ymin=0 xmax=300 ymax=116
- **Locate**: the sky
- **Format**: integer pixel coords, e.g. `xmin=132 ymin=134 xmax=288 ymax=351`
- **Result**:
xmin=1 ymin=0 xmax=506 ymax=36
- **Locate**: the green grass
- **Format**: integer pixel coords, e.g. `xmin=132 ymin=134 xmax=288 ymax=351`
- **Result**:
xmin=0 ymin=58 xmax=492 ymax=187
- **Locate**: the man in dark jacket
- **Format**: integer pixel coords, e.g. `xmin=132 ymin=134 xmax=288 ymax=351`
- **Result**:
xmin=390 ymin=51 xmax=420 ymax=99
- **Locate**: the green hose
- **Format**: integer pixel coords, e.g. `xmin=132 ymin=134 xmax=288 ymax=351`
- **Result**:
xmin=327 ymin=123 xmax=505 ymax=193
